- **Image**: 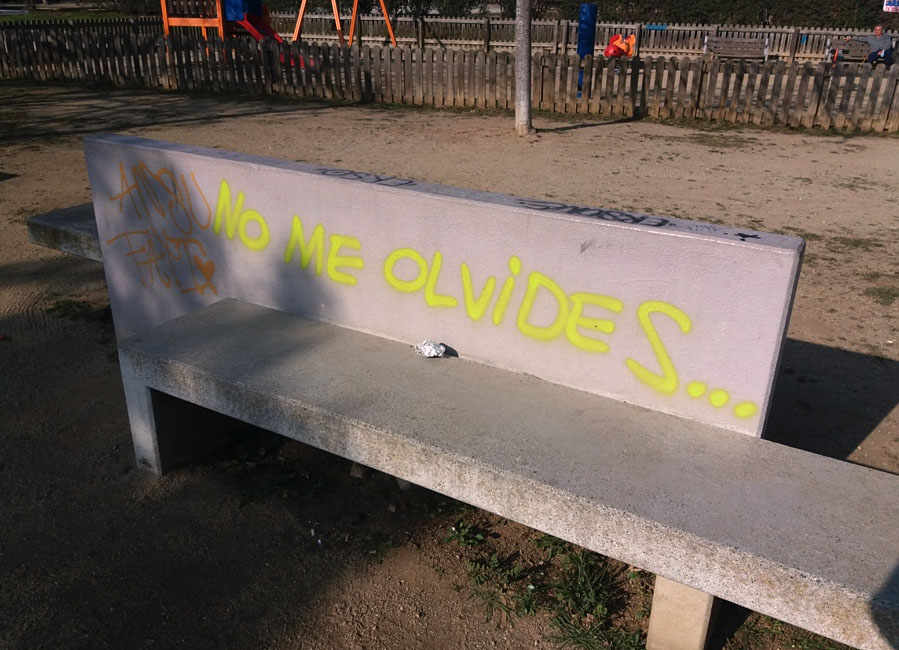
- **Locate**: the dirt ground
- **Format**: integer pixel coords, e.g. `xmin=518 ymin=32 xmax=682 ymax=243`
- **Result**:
xmin=0 ymin=81 xmax=897 ymax=650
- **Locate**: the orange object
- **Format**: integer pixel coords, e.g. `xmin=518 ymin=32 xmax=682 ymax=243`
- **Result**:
xmin=160 ymin=0 xmax=226 ymax=39
xmin=294 ymin=0 xmax=396 ymax=47
xmin=603 ymin=33 xmax=635 ymax=58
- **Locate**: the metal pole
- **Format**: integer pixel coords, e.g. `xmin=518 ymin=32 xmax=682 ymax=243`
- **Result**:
xmin=515 ymin=0 xmax=535 ymax=135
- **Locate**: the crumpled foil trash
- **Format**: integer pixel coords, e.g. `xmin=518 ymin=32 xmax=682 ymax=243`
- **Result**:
xmin=414 ymin=340 xmax=446 ymax=358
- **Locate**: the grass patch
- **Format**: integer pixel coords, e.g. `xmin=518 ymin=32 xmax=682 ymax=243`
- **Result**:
xmin=685 ymin=132 xmax=759 ymax=149
xmin=444 ymin=524 xmax=646 ymax=649
xmin=780 ymin=226 xmax=822 ymax=241
xmin=861 ymin=271 xmax=899 ymax=282
xmin=47 ymin=298 xmax=111 ymax=322
xmin=825 ymin=236 xmax=882 ymax=253
xmin=864 ymin=286 xmax=899 ymax=306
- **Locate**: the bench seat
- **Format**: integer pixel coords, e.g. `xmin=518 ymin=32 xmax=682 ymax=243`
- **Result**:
xmin=119 ymin=297 xmax=899 ymax=650
xmin=704 ymin=36 xmax=769 ymax=61
xmin=27 ymin=203 xmax=102 ymax=263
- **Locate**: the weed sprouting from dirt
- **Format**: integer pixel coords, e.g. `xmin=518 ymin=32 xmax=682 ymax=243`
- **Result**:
xmin=445 ymin=518 xmax=491 ymax=546
xmin=444 ymin=522 xmax=645 ymax=649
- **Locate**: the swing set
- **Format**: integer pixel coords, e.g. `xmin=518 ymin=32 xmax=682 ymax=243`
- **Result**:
xmin=159 ymin=0 xmax=397 ymax=47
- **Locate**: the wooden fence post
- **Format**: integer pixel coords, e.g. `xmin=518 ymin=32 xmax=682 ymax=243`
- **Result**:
xmin=789 ymin=26 xmax=801 ymax=62
xmin=484 ymin=16 xmax=490 ymax=52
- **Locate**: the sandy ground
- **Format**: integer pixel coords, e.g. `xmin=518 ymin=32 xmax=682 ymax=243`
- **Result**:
xmin=0 ymin=81 xmax=897 ymax=650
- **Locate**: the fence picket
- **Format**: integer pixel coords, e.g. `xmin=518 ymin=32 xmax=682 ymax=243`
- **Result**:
xmin=789 ymin=62 xmax=811 ymax=126
xmin=0 ymin=33 xmax=9 ymax=79
xmin=752 ymin=60 xmax=771 ymax=125
xmin=632 ymin=57 xmax=643 ymax=117
xmin=649 ymin=57 xmax=662 ymax=117
xmin=834 ymin=63 xmax=857 ymax=130
xmin=848 ymin=63 xmax=871 ymax=131
xmin=728 ymin=60 xmax=746 ymax=123
xmin=803 ymin=63 xmax=826 ymax=128
xmin=424 ymin=48 xmax=434 ymax=106
xmin=885 ymin=66 xmax=899 ymax=132
xmin=819 ymin=65 xmax=837 ymax=129
xmin=483 ymin=50 xmax=494 ymax=109
xmin=367 ymin=43 xmax=379 ymax=102
xmin=859 ymin=65 xmax=883 ymax=132
xmin=434 ymin=48 xmax=445 ymax=106
xmin=70 ymin=30 xmax=85 ymax=82
xmin=338 ymin=42 xmax=349 ymax=99
xmin=578 ymin=54 xmax=592 ymax=114
xmin=600 ymin=56 xmax=614 ymax=115
xmin=412 ymin=47 xmax=422 ymax=105
xmin=674 ymin=57 xmax=689 ymax=118
xmin=765 ymin=60 xmax=786 ymax=125
xmin=464 ymin=49 xmax=474 ymax=107
xmin=873 ymin=64 xmax=898 ymax=132
xmin=611 ymin=58 xmax=625 ymax=116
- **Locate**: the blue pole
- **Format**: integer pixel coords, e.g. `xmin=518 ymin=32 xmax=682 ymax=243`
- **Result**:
xmin=576 ymin=3 xmax=598 ymax=96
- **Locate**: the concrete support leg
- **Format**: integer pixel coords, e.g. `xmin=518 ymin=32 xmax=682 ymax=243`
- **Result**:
xmin=646 ymin=576 xmax=718 ymax=650
xmin=119 ymin=354 xmax=166 ymax=474
xmin=119 ymin=352 xmax=240 ymax=474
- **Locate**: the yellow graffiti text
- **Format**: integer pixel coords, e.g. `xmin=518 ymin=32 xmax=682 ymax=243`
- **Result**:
xmin=284 ymin=217 xmax=325 ymax=275
xmin=327 ymin=234 xmax=364 ymax=286
xmin=625 ymin=301 xmax=691 ymax=395
xmin=213 ymin=180 xmax=270 ymax=251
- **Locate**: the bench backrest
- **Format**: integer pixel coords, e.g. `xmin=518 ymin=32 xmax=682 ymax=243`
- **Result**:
xmin=704 ymin=36 xmax=768 ymax=60
xmin=85 ymin=134 xmax=803 ymax=438
xmin=828 ymin=38 xmax=874 ymax=60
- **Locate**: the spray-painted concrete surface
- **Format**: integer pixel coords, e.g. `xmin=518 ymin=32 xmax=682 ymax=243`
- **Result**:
xmin=119 ymin=299 xmax=899 ymax=650
xmin=85 ymin=134 xmax=803 ymax=437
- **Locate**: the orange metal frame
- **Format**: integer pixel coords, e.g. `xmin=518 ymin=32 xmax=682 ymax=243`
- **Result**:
xmin=292 ymin=0 xmax=396 ymax=47
xmin=160 ymin=0 xmax=228 ymax=39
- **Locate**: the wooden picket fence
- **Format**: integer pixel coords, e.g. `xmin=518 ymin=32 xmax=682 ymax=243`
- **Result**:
xmin=2 ymin=30 xmax=899 ymax=132
xmin=2 ymin=16 xmax=896 ymax=60
xmin=273 ymin=14 xmax=895 ymax=62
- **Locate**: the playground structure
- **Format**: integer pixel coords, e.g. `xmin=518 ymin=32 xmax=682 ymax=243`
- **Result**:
xmin=159 ymin=0 xmax=396 ymax=47
xmin=159 ymin=0 xmax=283 ymax=42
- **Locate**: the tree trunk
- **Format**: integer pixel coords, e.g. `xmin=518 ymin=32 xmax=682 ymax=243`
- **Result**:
xmin=514 ymin=0 xmax=535 ymax=135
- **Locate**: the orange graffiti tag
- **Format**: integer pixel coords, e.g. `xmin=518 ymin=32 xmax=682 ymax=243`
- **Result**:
xmin=107 ymin=161 xmax=218 ymax=296
xmin=110 ymin=161 xmax=212 ymax=234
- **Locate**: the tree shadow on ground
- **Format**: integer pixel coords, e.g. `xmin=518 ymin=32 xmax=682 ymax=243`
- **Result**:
xmin=0 ymin=81 xmax=345 ymax=145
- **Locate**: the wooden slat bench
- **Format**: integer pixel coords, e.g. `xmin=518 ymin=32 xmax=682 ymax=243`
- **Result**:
xmin=825 ymin=37 xmax=888 ymax=63
xmin=28 ymin=134 xmax=899 ymax=650
xmin=703 ymin=36 xmax=769 ymax=61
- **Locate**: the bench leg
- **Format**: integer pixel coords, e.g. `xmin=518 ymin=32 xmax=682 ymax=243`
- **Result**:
xmin=646 ymin=576 xmax=718 ymax=650
xmin=120 ymin=352 xmax=239 ymax=474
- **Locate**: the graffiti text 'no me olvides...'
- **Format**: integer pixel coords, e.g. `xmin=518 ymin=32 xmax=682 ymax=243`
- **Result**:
xmin=209 ymin=178 xmax=759 ymax=423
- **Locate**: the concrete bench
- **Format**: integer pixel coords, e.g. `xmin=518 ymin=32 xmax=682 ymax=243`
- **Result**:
xmin=28 ymin=134 xmax=899 ymax=650
xmin=703 ymin=36 xmax=769 ymax=61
